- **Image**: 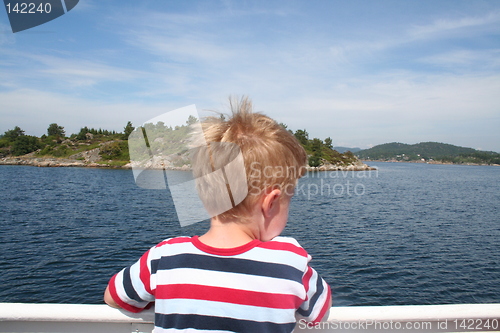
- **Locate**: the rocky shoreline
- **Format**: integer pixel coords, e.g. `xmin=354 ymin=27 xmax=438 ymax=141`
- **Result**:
xmin=0 ymin=156 xmax=114 ymax=168
xmin=306 ymin=160 xmax=376 ymax=171
xmin=0 ymin=156 xmax=376 ymax=171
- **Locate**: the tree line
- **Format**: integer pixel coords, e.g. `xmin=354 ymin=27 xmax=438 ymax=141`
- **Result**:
xmin=1 ymin=121 xmax=356 ymax=168
xmin=0 ymin=122 xmax=134 ymax=158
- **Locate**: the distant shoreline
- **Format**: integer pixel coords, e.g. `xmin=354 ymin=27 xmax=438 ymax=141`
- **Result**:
xmin=3 ymin=156 xmax=497 ymax=170
xmin=0 ymin=156 xmax=377 ymax=171
xmin=361 ymin=159 xmax=500 ymax=167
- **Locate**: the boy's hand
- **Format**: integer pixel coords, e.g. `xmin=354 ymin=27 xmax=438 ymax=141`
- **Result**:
xmin=103 ymin=285 xmax=121 ymax=309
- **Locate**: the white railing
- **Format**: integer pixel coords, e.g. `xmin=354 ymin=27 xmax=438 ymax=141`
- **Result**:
xmin=0 ymin=303 xmax=499 ymax=332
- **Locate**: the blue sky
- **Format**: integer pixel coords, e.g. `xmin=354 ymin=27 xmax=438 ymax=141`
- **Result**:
xmin=1 ymin=0 xmax=499 ymax=152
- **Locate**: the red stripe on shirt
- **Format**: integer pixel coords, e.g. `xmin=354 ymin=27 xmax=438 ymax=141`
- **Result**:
xmin=258 ymin=240 xmax=308 ymax=257
xmin=157 ymin=284 xmax=303 ymax=309
xmin=302 ymin=266 xmax=313 ymax=298
xmin=156 ymin=236 xmax=192 ymax=248
xmin=139 ymin=249 xmax=152 ymax=295
xmin=191 ymin=236 xmax=262 ymax=256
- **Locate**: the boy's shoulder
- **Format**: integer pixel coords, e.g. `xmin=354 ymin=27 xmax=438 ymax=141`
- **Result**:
xmin=147 ymin=236 xmax=311 ymax=261
xmin=267 ymin=236 xmax=303 ymax=248
xmin=260 ymin=236 xmax=311 ymax=258
xmin=151 ymin=236 xmax=303 ymax=248
xmin=155 ymin=236 xmax=192 ymax=247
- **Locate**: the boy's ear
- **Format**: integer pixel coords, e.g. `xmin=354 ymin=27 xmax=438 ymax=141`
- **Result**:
xmin=261 ymin=189 xmax=282 ymax=218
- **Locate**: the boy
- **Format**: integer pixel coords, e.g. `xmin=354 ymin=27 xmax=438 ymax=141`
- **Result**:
xmin=104 ymin=97 xmax=332 ymax=332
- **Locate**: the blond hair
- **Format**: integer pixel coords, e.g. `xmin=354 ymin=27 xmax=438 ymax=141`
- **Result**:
xmin=192 ymin=96 xmax=307 ymax=222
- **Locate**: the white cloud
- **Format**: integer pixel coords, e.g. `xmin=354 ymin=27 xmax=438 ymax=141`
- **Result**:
xmin=126 ymin=32 xmax=235 ymax=64
xmin=418 ymin=49 xmax=500 ymax=70
xmin=17 ymin=53 xmax=148 ymax=88
xmin=409 ymin=11 xmax=500 ymax=39
xmin=260 ymin=70 xmax=500 ymax=150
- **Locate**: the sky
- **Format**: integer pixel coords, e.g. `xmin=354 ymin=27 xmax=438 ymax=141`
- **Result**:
xmin=1 ymin=0 xmax=499 ymax=152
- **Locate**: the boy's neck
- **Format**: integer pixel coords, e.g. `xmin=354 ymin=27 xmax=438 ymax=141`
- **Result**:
xmin=198 ymin=217 xmax=258 ymax=249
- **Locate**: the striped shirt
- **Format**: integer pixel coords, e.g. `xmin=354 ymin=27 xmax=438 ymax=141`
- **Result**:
xmin=108 ymin=236 xmax=331 ymax=332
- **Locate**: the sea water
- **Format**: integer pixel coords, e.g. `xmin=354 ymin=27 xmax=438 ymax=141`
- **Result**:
xmin=0 ymin=162 xmax=498 ymax=306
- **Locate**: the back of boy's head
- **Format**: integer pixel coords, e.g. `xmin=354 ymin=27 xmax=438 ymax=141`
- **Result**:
xmin=193 ymin=96 xmax=307 ymax=222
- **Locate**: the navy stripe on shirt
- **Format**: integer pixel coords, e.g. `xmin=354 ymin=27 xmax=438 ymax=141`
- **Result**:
xmin=297 ymin=272 xmax=324 ymax=318
xmin=122 ymin=266 xmax=143 ymax=303
xmin=155 ymin=313 xmax=296 ymax=333
xmin=151 ymin=253 xmax=303 ymax=283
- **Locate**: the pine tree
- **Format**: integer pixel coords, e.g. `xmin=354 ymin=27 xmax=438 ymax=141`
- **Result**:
xmin=122 ymin=121 xmax=135 ymax=140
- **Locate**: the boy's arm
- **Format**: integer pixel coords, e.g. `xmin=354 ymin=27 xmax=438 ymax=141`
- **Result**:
xmin=102 ymin=249 xmax=156 ymax=313
xmin=103 ymin=285 xmax=121 ymax=309
xmin=320 ymin=296 xmax=332 ymax=321
xmin=298 ymin=264 xmax=332 ymax=323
